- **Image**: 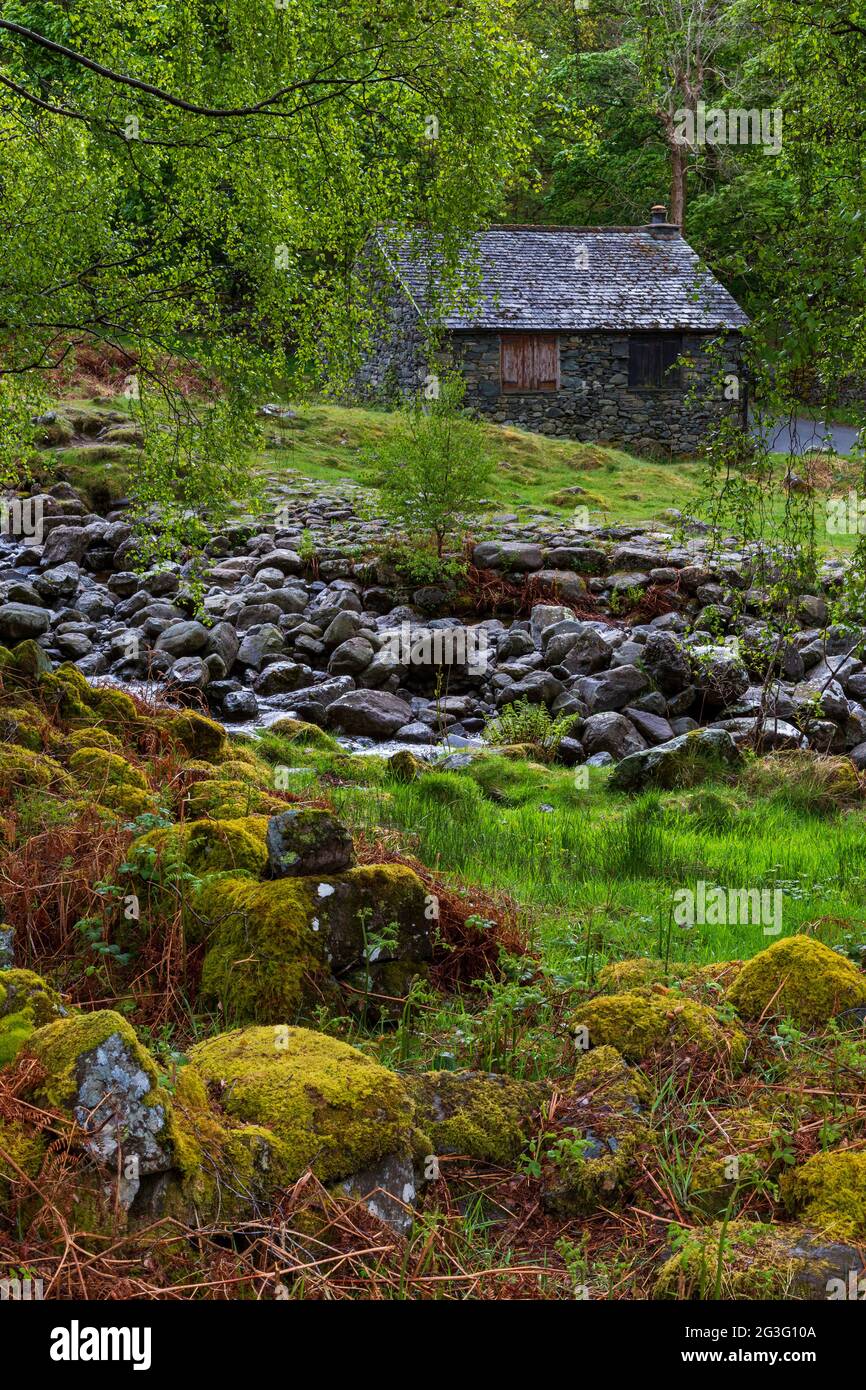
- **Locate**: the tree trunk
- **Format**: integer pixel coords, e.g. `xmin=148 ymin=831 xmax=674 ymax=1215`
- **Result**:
xmin=670 ymin=144 xmax=687 ymax=231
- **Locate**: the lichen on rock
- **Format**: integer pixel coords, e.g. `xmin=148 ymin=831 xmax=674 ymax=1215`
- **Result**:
xmin=25 ymin=1010 xmax=174 ymax=1209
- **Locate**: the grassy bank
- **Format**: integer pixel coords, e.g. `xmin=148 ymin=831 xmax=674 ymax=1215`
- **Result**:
xmin=35 ymin=394 xmax=865 ymax=554
xmin=259 ymin=733 xmax=866 ymax=996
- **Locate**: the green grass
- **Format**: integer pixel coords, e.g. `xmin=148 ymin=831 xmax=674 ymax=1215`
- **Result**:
xmin=33 ymin=393 xmax=866 ymax=552
xmin=260 ymin=401 xmax=706 ymax=529
xmin=255 ymin=735 xmax=866 ymax=994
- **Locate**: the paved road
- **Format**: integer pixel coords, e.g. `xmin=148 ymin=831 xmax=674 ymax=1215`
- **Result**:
xmin=752 ymin=413 xmax=862 ymax=456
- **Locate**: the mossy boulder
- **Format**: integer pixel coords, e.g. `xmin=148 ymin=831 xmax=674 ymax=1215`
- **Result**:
xmin=134 ymin=816 xmax=269 ymax=881
xmin=0 ymin=702 xmax=54 ymax=752
xmin=37 ymin=665 xmax=140 ymax=732
xmin=188 ymin=1026 xmax=421 ymax=1186
xmin=782 ymin=1149 xmax=866 ymax=1242
xmin=655 ymin=1219 xmax=865 ymax=1300
xmin=8 ymin=638 xmax=53 ymax=679
xmin=68 ymin=746 xmax=156 ymax=817
xmin=198 ymin=862 xmax=432 ymax=1020
xmin=0 ymin=746 xmax=74 ymax=793
xmin=609 ymin=728 xmax=741 ymax=793
xmin=0 ymin=968 xmax=67 ymax=1067
xmin=169 ymin=711 xmax=228 ymax=761
xmin=570 ymin=987 xmax=747 ymax=1067
xmin=596 ymin=958 xmax=676 ymax=993
xmin=727 ymin=936 xmax=866 ymax=1027
xmin=24 ymin=1010 xmax=174 ymax=1209
xmin=265 ymin=807 xmax=355 ymax=878
xmin=268 ymin=717 xmax=339 ymax=752
xmin=66 ymin=725 xmax=123 ymax=754
xmin=541 ymin=1046 xmax=651 ymax=1215
xmin=687 ymin=1106 xmax=780 ymax=1217
xmin=185 ymin=777 xmax=283 ymax=820
xmin=388 ymin=749 xmax=425 ymax=782
xmin=0 ymin=1118 xmax=46 ymax=1211
xmin=162 ymin=1064 xmax=296 ymax=1225
xmin=215 ymin=756 xmax=272 ymax=786
xmin=407 ymin=1070 xmax=545 ymax=1166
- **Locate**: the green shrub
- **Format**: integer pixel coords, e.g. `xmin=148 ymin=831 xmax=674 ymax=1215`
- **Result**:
xmin=484 ymin=700 xmax=579 ymax=763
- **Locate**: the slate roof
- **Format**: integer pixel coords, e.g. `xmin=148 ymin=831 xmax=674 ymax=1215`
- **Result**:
xmin=376 ymin=225 xmax=748 ymax=333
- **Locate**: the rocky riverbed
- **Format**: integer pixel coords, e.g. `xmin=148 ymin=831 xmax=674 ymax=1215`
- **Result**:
xmin=2 ymin=471 xmax=865 ymax=770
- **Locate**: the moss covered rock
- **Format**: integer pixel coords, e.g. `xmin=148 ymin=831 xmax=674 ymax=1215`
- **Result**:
xmin=215 ymin=756 xmax=272 ymax=786
xmin=727 ymin=936 xmax=866 ymax=1027
xmin=25 ymin=1010 xmax=174 ymax=1209
xmin=8 ymin=638 xmax=53 ymax=679
xmin=68 ymin=746 xmax=156 ymax=817
xmin=0 ymin=1117 xmax=46 ymax=1211
xmin=169 ymin=711 xmax=228 ymax=761
xmin=0 ymin=968 xmax=67 ymax=1066
xmin=571 ymin=987 xmax=747 ymax=1067
xmin=265 ymin=807 xmax=355 ymax=878
xmin=782 ymin=1149 xmax=866 ymax=1242
xmin=541 ymin=1046 xmax=651 ymax=1215
xmin=163 ymin=1064 xmax=295 ymax=1224
xmin=66 ymin=725 xmax=123 ymax=754
xmin=687 ymin=1106 xmax=781 ymax=1217
xmin=407 ymin=1070 xmax=544 ymax=1166
xmin=37 ymin=665 xmax=140 ymax=732
xmin=185 ymin=777 xmax=283 ymax=820
xmin=198 ymin=862 xmax=432 ymax=1021
xmin=0 ymin=702 xmax=54 ymax=752
xmin=134 ymin=816 xmax=269 ymax=881
xmin=596 ymin=958 xmax=675 ymax=994
xmin=0 ymin=746 xmax=74 ymax=793
xmin=268 ymin=717 xmax=339 ymax=751
xmin=189 ymin=1026 xmax=420 ymax=1185
xmin=609 ymin=727 xmax=741 ymax=793
xmin=655 ymin=1219 xmax=865 ymax=1300
xmin=388 ymin=749 xmax=426 ymax=782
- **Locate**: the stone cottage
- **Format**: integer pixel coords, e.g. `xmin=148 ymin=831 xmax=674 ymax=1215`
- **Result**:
xmin=354 ymin=208 xmax=749 ymax=455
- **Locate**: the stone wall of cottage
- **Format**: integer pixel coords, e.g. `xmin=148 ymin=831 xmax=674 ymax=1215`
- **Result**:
xmin=352 ymin=304 xmax=743 ymax=453
xmin=352 ymin=298 xmax=429 ymax=403
xmin=451 ymin=330 xmax=743 ymax=454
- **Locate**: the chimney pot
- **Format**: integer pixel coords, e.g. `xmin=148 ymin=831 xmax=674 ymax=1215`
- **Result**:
xmin=650 ymin=205 xmax=667 ymax=225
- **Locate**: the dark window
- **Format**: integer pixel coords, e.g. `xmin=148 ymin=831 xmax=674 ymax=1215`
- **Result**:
xmin=501 ymin=333 xmax=559 ymax=392
xmin=628 ymin=334 xmax=684 ymax=388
